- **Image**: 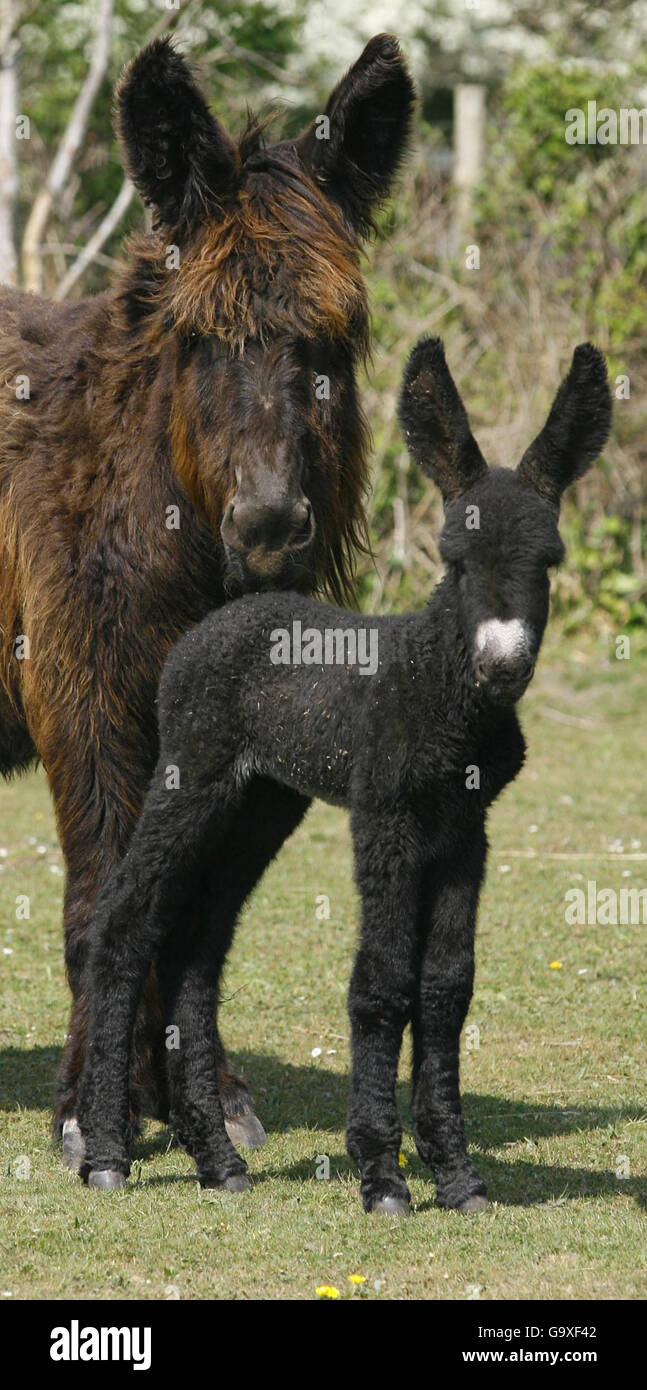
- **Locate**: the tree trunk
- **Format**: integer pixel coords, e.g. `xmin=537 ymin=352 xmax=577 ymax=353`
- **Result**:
xmin=453 ymin=83 xmax=486 ymax=254
xmin=21 ymin=0 xmax=114 ymax=294
xmin=0 ymin=0 xmax=19 ymax=285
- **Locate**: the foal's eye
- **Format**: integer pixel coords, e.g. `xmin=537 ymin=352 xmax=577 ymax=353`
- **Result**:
xmin=537 ymin=551 xmax=561 ymax=572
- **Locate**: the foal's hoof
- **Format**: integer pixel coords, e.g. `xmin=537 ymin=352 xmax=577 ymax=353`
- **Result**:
xmin=87 ymin=1168 xmax=127 ymax=1191
xmin=459 ymin=1194 xmax=488 ymax=1214
xmin=223 ymin=1173 xmax=251 ymax=1193
xmin=225 ymin=1114 xmax=267 ymax=1149
xmin=62 ymin=1117 xmax=85 ymax=1172
xmin=370 ymin=1194 xmax=411 ymax=1217
xmin=199 ymin=1172 xmax=251 ymax=1192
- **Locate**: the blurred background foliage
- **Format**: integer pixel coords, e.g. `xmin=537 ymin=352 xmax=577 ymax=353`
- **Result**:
xmin=3 ymin=0 xmax=646 ymax=629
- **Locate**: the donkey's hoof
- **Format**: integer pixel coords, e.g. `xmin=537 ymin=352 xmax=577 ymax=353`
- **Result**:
xmin=62 ymin=1117 xmax=85 ymax=1172
xmin=225 ymin=1114 xmax=267 ymax=1149
xmin=459 ymin=1194 xmax=488 ymax=1214
xmin=370 ymin=1194 xmax=411 ymax=1217
xmin=87 ymin=1168 xmax=127 ymax=1191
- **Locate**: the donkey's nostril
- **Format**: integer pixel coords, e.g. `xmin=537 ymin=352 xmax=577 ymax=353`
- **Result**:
xmin=475 ymin=659 xmax=488 ymax=684
xmin=292 ymin=500 xmax=313 ymax=541
xmin=222 ymin=492 xmax=315 ymax=558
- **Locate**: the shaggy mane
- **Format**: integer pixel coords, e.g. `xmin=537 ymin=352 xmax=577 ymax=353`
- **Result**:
xmin=119 ymin=125 xmax=371 ymax=359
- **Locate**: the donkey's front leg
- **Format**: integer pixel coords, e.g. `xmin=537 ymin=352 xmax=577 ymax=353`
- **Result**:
xmin=347 ymin=813 xmax=421 ymax=1215
xmin=412 ymin=830 xmax=488 ymax=1212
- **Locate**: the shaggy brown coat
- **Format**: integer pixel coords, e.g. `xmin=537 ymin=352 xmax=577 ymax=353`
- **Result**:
xmin=0 ymin=33 xmax=414 ymax=1134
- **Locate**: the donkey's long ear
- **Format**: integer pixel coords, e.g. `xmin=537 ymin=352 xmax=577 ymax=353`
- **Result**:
xmin=517 ymin=345 xmax=612 ymax=507
xmin=296 ymin=34 xmax=414 ymax=236
xmin=116 ymin=38 xmax=239 ymax=231
xmin=398 ymin=337 xmax=488 ymax=503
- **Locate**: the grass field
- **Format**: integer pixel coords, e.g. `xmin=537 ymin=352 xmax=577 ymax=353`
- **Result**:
xmin=0 ymin=631 xmax=645 ymax=1301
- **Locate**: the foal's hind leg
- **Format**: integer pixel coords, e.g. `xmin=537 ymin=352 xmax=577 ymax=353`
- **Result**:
xmin=347 ymin=808 xmax=422 ymax=1215
xmin=158 ymin=779 xmax=310 ymax=1186
xmin=217 ymin=780 xmax=310 ymax=1148
xmin=77 ymin=775 xmax=240 ymax=1187
xmin=411 ymin=832 xmax=488 ymax=1212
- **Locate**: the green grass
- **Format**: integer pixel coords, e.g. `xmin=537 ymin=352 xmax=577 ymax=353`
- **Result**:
xmin=0 ymin=631 xmax=645 ymax=1301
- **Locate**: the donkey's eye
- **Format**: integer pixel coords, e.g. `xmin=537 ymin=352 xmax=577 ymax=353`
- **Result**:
xmin=179 ymin=329 xmax=200 ymax=352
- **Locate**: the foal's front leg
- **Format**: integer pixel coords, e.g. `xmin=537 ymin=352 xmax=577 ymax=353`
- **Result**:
xmin=411 ymin=830 xmax=488 ymax=1211
xmin=347 ymin=812 xmax=421 ymax=1215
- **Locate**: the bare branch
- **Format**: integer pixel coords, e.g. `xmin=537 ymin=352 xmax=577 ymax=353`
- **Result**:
xmin=201 ymin=33 xmax=299 ymax=87
xmin=21 ymin=0 xmax=114 ymax=293
xmin=54 ymin=178 xmax=134 ymax=300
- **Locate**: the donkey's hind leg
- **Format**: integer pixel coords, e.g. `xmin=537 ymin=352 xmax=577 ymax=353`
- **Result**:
xmin=0 ymin=700 xmax=37 ymax=780
xmin=158 ymin=778 xmax=310 ymax=1186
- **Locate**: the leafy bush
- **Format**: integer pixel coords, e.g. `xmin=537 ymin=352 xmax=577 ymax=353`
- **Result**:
xmin=358 ymin=66 xmax=647 ymax=629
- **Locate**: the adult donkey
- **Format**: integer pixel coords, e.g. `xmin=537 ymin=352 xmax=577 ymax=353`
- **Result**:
xmin=0 ymin=34 xmax=414 ymax=1163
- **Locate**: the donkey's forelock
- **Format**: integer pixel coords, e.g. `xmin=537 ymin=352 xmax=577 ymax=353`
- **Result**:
xmin=125 ymin=136 xmax=370 ymax=357
xmin=114 ymin=33 xmax=414 ymax=355
xmin=180 ymin=166 xmax=368 ymax=354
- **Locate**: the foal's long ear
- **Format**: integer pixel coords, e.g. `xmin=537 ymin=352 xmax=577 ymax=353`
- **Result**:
xmin=398 ymin=337 xmax=488 ymax=503
xmin=116 ymin=38 xmax=239 ymax=231
xmin=517 ymin=344 xmax=612 ymax=507
xmin=296 ymin=34 xmax=415 ymax=236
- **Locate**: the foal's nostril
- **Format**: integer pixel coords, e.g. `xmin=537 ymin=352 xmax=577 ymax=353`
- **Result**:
xmin=475 ymin=659 xmax=488 ymax=685
xmin=475 ymin=652 xmax=534 ymax=691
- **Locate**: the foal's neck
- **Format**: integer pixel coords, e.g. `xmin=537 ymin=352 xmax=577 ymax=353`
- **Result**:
xmin=419 ymin=573 xmax=494 ymax=733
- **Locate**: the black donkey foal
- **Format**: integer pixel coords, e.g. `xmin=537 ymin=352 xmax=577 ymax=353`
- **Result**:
xmin=78 ymin=338 xmax=611 ymax=1214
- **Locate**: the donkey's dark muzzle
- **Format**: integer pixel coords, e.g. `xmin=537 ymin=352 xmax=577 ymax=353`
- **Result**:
xmin=221 ymin=498 xmax=316 ymax=593
xmin=222 ymin=494 xmax=313 ymax=552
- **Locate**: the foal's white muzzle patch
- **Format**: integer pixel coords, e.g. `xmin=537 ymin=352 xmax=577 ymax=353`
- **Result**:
xmin=475 ymin=618 xmax=531 ymax=662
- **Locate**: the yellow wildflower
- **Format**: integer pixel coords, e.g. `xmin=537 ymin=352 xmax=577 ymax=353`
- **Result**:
xmin=316 ymin=1285 xmax=340 ymax=1299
